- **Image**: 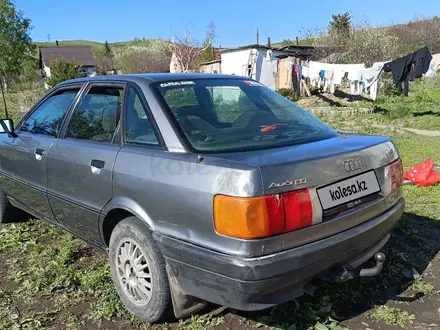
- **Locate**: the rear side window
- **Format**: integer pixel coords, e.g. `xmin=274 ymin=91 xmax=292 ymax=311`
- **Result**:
xmin=20 ymin=88 xmax=80 ymax=137
xmin=153 ymin=79 xmax=337 ymax=152
xmin=65 ymin=86 xmax=123 ymax=143
xmin=125 ymin=86 xmax=159 ymax=146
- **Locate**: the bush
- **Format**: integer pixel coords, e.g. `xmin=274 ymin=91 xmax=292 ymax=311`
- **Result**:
xmin=47 ymin=57 xmax=82 ymax=88
xmin=314 ymin=20 xmax=400 ymax=66
xmin=116 ymin=49 xmax=171 ymax=74
xmin=277 ymin=88 xmax=292 ymax=98
xmin=379 ymin=73 xmax=401 ymax=97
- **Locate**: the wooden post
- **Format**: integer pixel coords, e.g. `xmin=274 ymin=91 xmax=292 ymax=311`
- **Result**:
xmin=0 ymin=76 xmax=8 ymax=119
xmin=292 ymin=64 xmax=300 ymax=100
xmin=301 ymin=79 xmax=311 ymax=97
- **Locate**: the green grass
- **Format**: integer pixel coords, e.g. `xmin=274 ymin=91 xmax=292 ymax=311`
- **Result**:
xmin=0 ymin=219 xmax=125 ymax=329
xmin=370 ymin=306 xmax=416 ymax=328
xmin=0 ymin=88 xmax=44 ymax=120
xmin=375 ymin=78 xmax=440 ymax=119
xmin=410 ymin=278 xmax=435 ymax=294
xmin=300 ymin=77 xmax=440 ymax=132
xmin=398 ymin=114 xmax=440 ymax=131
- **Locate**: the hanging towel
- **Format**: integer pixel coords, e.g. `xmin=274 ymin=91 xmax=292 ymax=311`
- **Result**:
xmin=333 ymin=68 xmax=346 ymax=85
xmin=308 ymin=61 xmax=322 ymax=82
xmin=433 ymin=53 xmax=440 ymax=72
xmin=348 ymin=69 xmax=362 ymax=82
xmin=301 ymin=65 xmax=309 ymax=78
xmin=362 ymin=64 xmax=385 ymax=101
xmin=324 ymin=70 xmax=335 ymax=94
xmin=424 ymin=59 xmax=437 ymax=77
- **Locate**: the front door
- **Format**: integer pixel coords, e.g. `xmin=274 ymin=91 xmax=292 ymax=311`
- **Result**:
xmin=47 ymin=83 xmax=124 ymax=244
xmin=0 ymin=86 xmax=82 ymax=221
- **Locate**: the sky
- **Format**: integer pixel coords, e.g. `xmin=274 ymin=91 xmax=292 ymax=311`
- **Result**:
xmin=18 ymin=0 xmax=440 ymax=47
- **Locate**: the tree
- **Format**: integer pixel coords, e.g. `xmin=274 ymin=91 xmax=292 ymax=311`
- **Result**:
xmin=97 ymin=41 xmax=114 ymax=75
xmin=201 ymin=35 xmax=214 ymax=62
xmin=0 ymin=0 xmax=35 ymax=118
xmin=171 ymin=20 xmax=215 ymax=72
xmin=329 ymin=12 xmax=352 ymax=39
xmin=47 ymin=57 xmax=82 ymax=88
xmin=103 ymin=40 xmax=113 ymax=57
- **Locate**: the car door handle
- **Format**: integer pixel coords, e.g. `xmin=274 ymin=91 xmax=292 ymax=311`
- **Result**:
xmin=90 ymin=159 xmax=105 ymax=174
xmin=35 ymin=148 xmax=45 ymax=161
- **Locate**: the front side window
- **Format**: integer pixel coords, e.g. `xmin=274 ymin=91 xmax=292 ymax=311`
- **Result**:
xmin=65 ymin=85 xmax=123 ymax=143
xmin=20 ymin=88 xmax=80 ymax=137
xmin=125 ymin=86 xmax=159 ymax=146
xmin=153 ymin=79 xmax=337 ymax=152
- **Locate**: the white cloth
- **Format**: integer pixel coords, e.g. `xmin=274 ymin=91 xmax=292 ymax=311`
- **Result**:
xmin=343 ymin=64 xmax=366 ymax=90
xmin=361 ymin=64 xmax=384 ymax=101
xmin=301 ymin=66 xmax=310 ymax=78
xmin=424 ymin=55 xmax=439 ymax=77
xmin=348 ymin=69 xmax=362 ymax=82
xmin=350 ymin=81 xmax=362 ymax=95
xmin=324 ymin=70 xmax=335 ymax=94
xmin=424 ymin=59 xmax=437 ymax=77
xmin=308 ymin=61 xmax=325 ymax=81
xmin=373 ymin=61 xmax=390 ymax=67
xmin=333 ymin=68 xmax=345 ymax=85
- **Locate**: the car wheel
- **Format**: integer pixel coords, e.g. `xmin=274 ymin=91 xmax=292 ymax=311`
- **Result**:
xmin=0 ymin=185 xmax=16 ymax=224
xmin=109 ymin=216 xmax=172 ymax=323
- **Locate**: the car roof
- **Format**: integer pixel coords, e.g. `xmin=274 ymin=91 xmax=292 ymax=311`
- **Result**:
xmin=59 ymin=73 xmax=249 ymax=86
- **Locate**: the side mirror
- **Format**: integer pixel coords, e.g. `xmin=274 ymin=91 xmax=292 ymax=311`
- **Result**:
xmin=0 ymin=119 xmax=15 ymax=135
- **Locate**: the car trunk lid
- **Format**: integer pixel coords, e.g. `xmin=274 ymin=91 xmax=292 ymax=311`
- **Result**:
xmin=210 ymin=133 xmax=402 ymax=251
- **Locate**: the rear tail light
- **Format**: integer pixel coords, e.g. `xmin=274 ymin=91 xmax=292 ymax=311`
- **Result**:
xmin=213 ymin=190 xmax=313 ymax=239
xmin=283 ymin=190 xmax=313 ymax=231
xmin=213 ymin=195 xmax=284 ymax=239
xmin=390 ymin=158 xmax=404 ymax=193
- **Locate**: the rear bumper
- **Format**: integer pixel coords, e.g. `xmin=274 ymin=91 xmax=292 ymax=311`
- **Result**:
xmin=154 ymin=198 xmax=405 ymax=311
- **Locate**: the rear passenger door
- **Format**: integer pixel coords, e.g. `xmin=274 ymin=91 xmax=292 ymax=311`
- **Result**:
xmin=46 ymin=83 xmax=124 ymax=244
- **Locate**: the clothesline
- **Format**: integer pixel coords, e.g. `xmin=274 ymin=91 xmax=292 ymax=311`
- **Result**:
xmin=297 ymin=47 xmax=440 ymax=100
xmin=301 ymin=61 xmax=384 ymax=100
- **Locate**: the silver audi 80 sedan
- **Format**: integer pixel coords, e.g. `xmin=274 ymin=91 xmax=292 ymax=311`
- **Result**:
xmin=0 ymin=74 xmax=404 ymax=322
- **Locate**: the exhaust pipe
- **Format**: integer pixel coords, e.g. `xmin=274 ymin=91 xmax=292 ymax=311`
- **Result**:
xmin=303 ymin=283 xmax=318 ymax=297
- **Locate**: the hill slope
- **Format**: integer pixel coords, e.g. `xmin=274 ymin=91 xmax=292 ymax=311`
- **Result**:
xmin=36 ymin=38 xmax=170 ymax=55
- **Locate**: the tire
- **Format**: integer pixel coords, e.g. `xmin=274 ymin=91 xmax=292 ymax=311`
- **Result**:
xmin=0 ymin=185 xmax=15 ymax=224
xmin=109 ymin=216 xmax=172 ymax=323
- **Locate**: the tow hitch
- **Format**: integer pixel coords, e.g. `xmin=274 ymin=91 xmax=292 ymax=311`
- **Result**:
xmin=330 ymin=252 xmax=386 ymax=282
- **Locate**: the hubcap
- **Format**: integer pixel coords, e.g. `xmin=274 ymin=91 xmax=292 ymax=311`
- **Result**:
xmin=115 ymin=239 xmax=152 ymax=305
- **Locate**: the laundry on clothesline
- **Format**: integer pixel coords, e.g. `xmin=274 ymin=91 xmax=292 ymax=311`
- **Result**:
xmin=304 ymin=61 xmax=367 ymax=96
xmin=361 ymin=63 xmax=386 ymax=101
xmin=383 ymin=47 xmax=432 ymax=96
xmin=299 ymin=47 xmax=434 ymax=99
xmin=424 ymin=53 xmax=440 ymax=77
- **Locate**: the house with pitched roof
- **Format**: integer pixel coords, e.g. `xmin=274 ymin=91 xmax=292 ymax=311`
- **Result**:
xmin=39 ymin=45 xmax=97 ymax=78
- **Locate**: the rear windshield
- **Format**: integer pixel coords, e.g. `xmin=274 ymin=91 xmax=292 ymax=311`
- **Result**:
xmin=153 ymin=79 xmax=337 ymax=152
